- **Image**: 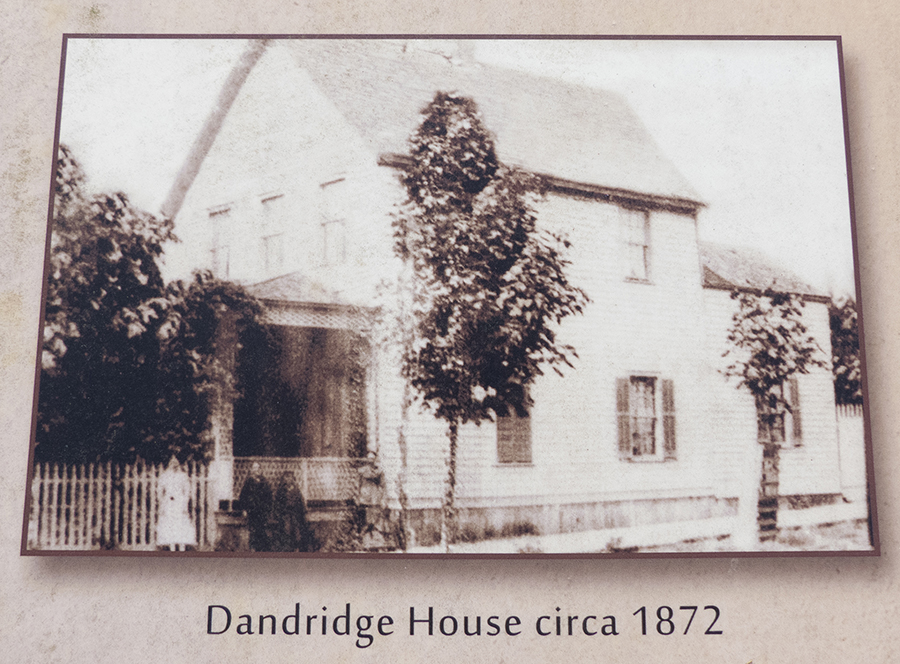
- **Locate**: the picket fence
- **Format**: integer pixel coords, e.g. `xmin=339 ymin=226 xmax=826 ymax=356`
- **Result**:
xmin=836 ymin=403 xmax=864 ymax=419
xmin=836 ymin=403 xmax=866 ymax=502
xmin=28 ymin=461 xmax=212 ymax=551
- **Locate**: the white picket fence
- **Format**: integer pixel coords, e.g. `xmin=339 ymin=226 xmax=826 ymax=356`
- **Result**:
xmin=28 ymin=461 xmax=212 ymax=551
xmin=836 ymin=403 xmax=867 ymax=502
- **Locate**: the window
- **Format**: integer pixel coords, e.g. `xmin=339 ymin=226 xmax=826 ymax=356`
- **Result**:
xmin=321 ymin=178 xmax=348 ymax=265
xmin=620 ymin=207 xmax=650 ymax=281
xmin=322 ymin=220 xmax=346 ymax=265
xmin=260 ymin=193 xmax=286 ymax=275
xmin=497 ymin=408 xmax=532 ymax=464
xmin=260 ymin=192 xmax=285 ymax=229
xmin=262 ymin=233 xmax=284 ymax=274
xmin=210 ymin=246 xmax=230 ymax=279
xmin=757 ymin=376 xmax=802 ymax=445
xmin=208 ymin=206 xmax=231 ymax=278
xmin=616 ymin=376 xmax=676 ymax=461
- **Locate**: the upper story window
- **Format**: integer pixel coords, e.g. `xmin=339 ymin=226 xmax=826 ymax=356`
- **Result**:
xmin=620 ymin=207 xmax=650 ymax=282
xmin=321 ymin=178 xmax=347 ymax=266
xmin=322 ymin=220 xmax=346 ymax=266
xmin=260 ymin=193 xmax=286 ymax=275
xmin=616 ymin=376 xmax=676 ymax=461
xmin=260 ymin=192 xmax=285 ymax=230
xmin=208 ymin=205 xmax=231 ymax=279
xmin=262 ymin=234 xmax=284 ymax=274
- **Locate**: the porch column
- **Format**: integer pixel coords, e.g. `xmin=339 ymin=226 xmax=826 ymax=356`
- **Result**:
xmin=210 ymin=312 xmax=237 ymax=507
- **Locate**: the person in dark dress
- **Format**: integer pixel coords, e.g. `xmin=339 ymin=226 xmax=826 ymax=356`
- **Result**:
xmin=270 ymin=471 xmax=317 ymax=552
xmin=238 ymin=462 xmax=273 ymax=552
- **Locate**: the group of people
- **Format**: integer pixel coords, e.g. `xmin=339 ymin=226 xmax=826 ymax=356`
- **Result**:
xmin=238 ymin=463 xmax=318 ymax=552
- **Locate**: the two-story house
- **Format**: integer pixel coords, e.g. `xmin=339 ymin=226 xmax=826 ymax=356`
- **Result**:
xmin=162 ymin=39 xmax=847 ymax=549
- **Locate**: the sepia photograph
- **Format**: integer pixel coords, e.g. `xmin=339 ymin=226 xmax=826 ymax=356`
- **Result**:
xmin=24 ymin=36 xmax=872 ymax=556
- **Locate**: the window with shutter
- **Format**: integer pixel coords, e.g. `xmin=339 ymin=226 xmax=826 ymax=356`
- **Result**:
xmin=617 ymin=376 xmax=676 ymax=461
xmin=756 ymin=380 xmax=801 ymax=446
xmin=497 ymin=409 xmax=532 ymax=464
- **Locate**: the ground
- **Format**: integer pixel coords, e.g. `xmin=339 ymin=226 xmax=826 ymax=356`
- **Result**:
xmin=642 ymin=519 xmax=872 ymax=554
xmin=408 ymin=519 xmax=873 ymax=555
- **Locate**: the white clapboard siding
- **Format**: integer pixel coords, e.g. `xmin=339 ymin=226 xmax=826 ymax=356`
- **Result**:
xmin=28 ymin=461 xmax=211 ymax=551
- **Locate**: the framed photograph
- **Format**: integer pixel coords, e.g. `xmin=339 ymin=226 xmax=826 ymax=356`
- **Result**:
xmin=23 ymin=36 xmax=874 ymax=557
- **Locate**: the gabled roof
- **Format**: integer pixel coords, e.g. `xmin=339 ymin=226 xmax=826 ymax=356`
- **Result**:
xmin=289 ymin=40 xmax=702 ymax=208
xmin=700 ymin=241 xmax=827 ymax=301
xmin=163 ymin=39 xmax=704 ymax=219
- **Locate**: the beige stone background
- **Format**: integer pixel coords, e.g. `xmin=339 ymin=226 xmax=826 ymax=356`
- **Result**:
xmin=2 ymin=2 xmax=899 ymax=662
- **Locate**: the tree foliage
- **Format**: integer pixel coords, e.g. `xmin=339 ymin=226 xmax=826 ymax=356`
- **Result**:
xmin=723 ymin=288 xmax=827 ymax=413
xmin=43 ymin=146 xmax=174 ymax=374
xmin=394 ymin=92 xmax=588 ymax=426
xmin=36 ymin=146 xmax=261 ymax=464
xmin=393 ymin=92 xmax=588 ymax=545
xmin=829 ymin=297 xmax=862 ymax=405
xmin=154 ymin=272 xmax=263 ymax=462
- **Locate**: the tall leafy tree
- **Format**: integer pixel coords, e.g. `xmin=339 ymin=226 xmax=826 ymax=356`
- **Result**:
xmin=723 ymin=288 xmax=826 ymax=419
xmin=38 ymin=145 xmax=175 ymax=463
xmin=37 ymin=145 xmax=261 ymax=464
xmin=722 ymin=287 xmax=827 ymax=541
xmin=393 ymin=93 xmax=588 ymax=548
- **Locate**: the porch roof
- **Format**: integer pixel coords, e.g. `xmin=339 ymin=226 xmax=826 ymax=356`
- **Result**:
xmin=246 ymin=272 xmax=374 ymax=328
xmin=246 ymin=272 xmax=341 ymax=305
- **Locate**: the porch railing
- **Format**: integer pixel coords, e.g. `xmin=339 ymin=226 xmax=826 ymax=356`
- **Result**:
xmin=233 ymin=456 xmax=362 ymax=504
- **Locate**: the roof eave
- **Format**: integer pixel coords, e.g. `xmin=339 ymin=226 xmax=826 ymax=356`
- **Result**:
xmin=378 ymin=152 xmax=705 ymax=216
xmin=702 ymin=281 xmax=831 ymax=304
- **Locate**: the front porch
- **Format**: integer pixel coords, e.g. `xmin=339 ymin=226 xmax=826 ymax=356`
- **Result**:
xmin=205 ymin=273 xmax=389 ymax=550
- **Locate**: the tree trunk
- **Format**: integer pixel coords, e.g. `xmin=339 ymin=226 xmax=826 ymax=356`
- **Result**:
xmin=394 ymin=267 xmax=415 ymax=551
xmin=755 ymin=395 xmax=781 ymax=543
xmin=440 ymin=418 xmax=459 ymax=552
xmin=210 ymin=311 xmax=237 ymax=519
xmin=395 ymin=378 xmax=412 ymax=551
xmin=758 ymin=443 xmax=780 ymax=542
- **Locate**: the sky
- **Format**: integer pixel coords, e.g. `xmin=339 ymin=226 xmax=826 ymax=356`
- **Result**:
xmin=58 ymin=37 xmax=857 ymax=297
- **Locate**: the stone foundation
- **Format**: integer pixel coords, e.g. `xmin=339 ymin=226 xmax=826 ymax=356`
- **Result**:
xmin=399 ymin=495 xmax=739 ymax=548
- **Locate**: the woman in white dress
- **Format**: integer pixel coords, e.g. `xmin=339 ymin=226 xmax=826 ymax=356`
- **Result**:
xmin=156 ymin=456 xmax=197 ymax=551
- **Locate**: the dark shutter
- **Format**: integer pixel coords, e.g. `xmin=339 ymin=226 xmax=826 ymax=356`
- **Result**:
xmin=662 ymin=379 xmax=676 ymax=461
xmin=789 ymin=376 xmax=802 ymax=444
xmin=616 ymin=378 xmax=631 ymax=458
